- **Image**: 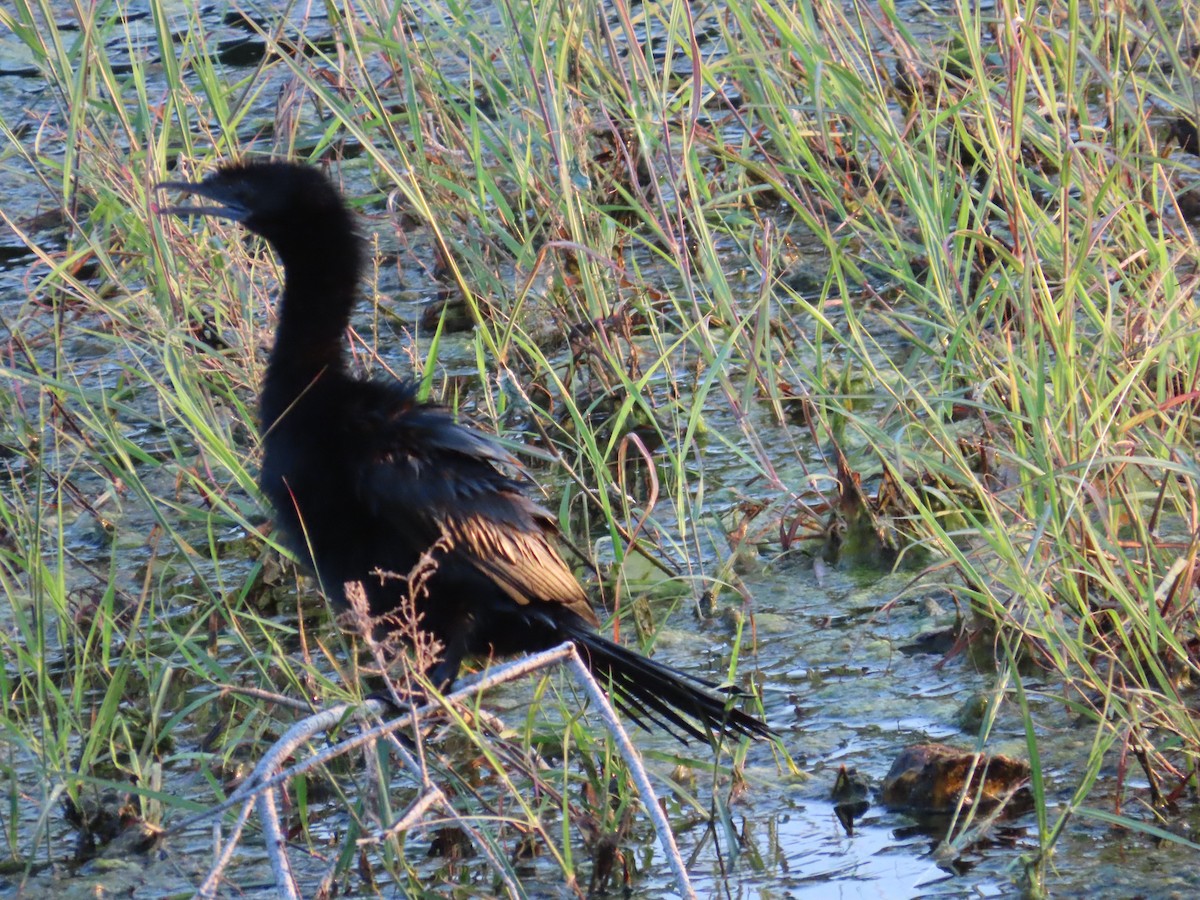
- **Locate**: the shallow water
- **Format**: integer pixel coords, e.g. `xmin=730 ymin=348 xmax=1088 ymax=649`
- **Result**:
xmin=1 ymin=1 xmax=1193 ymax=898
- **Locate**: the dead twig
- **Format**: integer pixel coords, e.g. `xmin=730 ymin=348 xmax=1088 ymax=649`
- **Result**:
xmin=189 ymin=641 xmax=695 ymax=899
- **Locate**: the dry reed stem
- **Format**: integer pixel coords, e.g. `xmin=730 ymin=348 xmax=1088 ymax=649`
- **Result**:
xmin=189 ymin=642 xmax=696 ymax=898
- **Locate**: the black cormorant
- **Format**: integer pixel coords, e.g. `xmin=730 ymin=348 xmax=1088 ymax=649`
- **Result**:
xmin=157 ymin=160 xmax=772 ymax=743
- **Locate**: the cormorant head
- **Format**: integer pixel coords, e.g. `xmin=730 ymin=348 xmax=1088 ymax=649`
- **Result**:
xmin=156 ymin=160 xmax=355 ymax=263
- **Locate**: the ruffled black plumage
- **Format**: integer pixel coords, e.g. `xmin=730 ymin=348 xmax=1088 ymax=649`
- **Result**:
xmin=158 ymin=160 xmax=772 ymax=744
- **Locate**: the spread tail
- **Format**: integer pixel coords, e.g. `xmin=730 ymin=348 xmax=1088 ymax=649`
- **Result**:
xmin=565 ymin=625 xmax=774 ymax=744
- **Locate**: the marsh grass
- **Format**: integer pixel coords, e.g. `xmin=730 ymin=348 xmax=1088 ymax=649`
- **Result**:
xmin=3 ymin=0 xmax=1200 ymax=893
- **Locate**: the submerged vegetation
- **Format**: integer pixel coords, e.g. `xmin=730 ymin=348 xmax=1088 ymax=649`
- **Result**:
xmin=2 ymin=0 xmax=1200 ymax=894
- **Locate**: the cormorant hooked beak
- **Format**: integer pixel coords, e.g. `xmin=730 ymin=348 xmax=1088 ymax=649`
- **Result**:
xmin=153 ymin=179 xmax=249 ymax=222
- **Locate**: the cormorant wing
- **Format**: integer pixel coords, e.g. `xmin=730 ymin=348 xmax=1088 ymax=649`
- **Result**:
xmin=354 ymin=386 xmax=599 ymax=627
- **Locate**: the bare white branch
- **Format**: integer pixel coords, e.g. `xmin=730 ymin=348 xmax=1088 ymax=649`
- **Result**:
xmin=188 ymin=642 xmax=694 ymax=899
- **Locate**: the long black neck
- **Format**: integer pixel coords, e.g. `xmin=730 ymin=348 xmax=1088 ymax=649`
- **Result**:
xmin=260 ymin=215 xmax=363 ymax=429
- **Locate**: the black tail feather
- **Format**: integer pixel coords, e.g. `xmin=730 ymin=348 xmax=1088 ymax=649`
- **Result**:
xmin=565 ymin=626 xmax=774 ymax=744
